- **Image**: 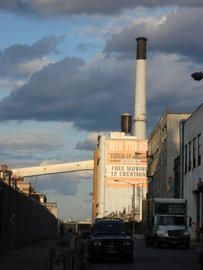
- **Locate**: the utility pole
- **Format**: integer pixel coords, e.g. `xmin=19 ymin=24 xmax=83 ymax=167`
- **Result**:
xmin=132 ymin=184 xmax=135 ymax=238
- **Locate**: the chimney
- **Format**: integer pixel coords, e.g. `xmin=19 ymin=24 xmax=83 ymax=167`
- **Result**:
xmin=133 ymin=37 xmax=147 ymax=139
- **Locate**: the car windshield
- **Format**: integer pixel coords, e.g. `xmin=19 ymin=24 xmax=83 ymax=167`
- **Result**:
xmin=158 ymin=216 xmax=186 ymax=226
xmin=93 ymin=221 xmax=126 ymax=235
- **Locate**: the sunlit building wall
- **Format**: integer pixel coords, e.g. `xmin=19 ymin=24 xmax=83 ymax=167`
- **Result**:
xmin=148 ymin=108 xmax=191 ymax=199
xmin=182 ymin=103 xmax=203 ymax=240
xmin=93 ymin=132 xmax=148 ymax=221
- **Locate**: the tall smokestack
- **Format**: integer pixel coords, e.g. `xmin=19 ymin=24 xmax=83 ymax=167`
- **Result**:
xmin=133 ymin=37 xmax=147 ymax=139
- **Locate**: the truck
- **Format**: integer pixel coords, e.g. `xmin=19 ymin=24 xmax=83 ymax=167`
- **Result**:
xmin=144 ymin=198 xmax=190 ymax=248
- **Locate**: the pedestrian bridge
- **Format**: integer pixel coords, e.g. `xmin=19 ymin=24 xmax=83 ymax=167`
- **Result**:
xmin=12 ymin=160 xmax=94 ymax=177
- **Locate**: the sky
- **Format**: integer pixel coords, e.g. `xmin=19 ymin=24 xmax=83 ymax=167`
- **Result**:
xmin=0 ymin=1 xmax=203 ymax=221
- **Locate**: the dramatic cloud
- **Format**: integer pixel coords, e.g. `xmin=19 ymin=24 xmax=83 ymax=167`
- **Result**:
xmin=33 ymin=171 xmax=93 ymax=220
xmin=0 ymin=130 xmax=64 ymax=153
xmin=75 ymin=132 xmax=98 ymax=151
xmin=0 ymin=51 xmax=202 ymax=133
xmin=104 ymin=9 xmax=203 ymax=62
xmin=35 ymin=171 xmax=93 ymax=196
xmin=0 ymin=131 xmax=65 ymax=170
xmin=0 ymin=78 xmax=25 ymax=91
xmin=0 ymin=1 xmax=202 ymax=15
xmin=0 ymin=36 xmax=62 ymax=79
xmin=146 ymin=52 xmax=202 ymax=131
xmin=77 ymin=43 xmax=89 ymax=52
xmin=0 ymin=153 xmax=44 ymax=169
xmin=36 ymin=175 xmax=80 ymax=196
xmin=0 ymin=55 xmax=135 ymax=130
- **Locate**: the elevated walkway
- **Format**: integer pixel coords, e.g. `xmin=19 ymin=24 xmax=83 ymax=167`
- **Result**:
xmin=12 ymin=160 xmax=94 ymax=177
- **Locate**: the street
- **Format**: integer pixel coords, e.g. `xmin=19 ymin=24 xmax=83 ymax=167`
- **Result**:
xmin=87 ymin=239 xmax=201 ymax=270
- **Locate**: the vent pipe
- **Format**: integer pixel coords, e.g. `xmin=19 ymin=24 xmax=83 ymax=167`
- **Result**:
xmin=121 ymin=113 xmax=132 ymax=134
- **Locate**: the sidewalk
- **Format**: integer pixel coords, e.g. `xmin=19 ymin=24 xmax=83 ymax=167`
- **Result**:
xmin=0 ymin=238 xmax=59 ymax=270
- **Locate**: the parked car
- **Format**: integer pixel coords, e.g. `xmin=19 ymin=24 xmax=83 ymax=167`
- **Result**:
xmin=88 ymin=218 xmax=133 ymax=262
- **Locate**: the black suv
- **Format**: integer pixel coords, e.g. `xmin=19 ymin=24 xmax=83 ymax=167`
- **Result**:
xmin=88 ymin=218 xmax=133 ymax=262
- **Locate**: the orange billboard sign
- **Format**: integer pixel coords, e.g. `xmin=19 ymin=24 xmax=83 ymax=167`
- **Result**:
xmin=105 ymin=139 xmax=148 ymax=188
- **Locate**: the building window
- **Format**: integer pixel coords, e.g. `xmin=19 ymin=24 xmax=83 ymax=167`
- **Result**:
xmin=193 ymin=138 xmax=196 ymax=168
xmin=188 ymin=142 xmax=191 ymax=171
xmin=198 ymin=134 xmax=201 ymax=166
xmin=185 ymin=145 xmax=187 ymax=174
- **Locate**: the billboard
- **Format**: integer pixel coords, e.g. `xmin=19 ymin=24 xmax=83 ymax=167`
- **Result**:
xmin=105 ymin=139 xmax=148 ymax=188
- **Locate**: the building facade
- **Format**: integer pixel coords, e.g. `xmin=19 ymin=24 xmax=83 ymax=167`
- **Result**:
xmin=182 ymin=103 xmax=203 ymax=240
xmin=93 ymin=132 xmax=148 ymax=221
xmin=148 ymin=108 xmax=191 ymax=199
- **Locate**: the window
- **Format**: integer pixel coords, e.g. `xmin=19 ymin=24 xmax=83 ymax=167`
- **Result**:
xmin=198 ymin=134 xmax=201 ymax=166
xmin=193 ymin=138 xmax=196 ymax=168
xmin=185 ymin=145 xmax=188 ymax=173
xmin=188 ymin=142 xmax=191 ymax=171
xmin=158 ymin=216 xmax=186 ymax=226
xmin=93 ymin=221 xmax=126 ymax=235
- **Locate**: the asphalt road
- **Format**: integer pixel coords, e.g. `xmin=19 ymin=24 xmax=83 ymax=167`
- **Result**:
xmin=87 ymin=239 xmax=201 ymax=270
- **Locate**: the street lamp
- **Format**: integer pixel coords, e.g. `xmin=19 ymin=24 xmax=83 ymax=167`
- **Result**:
xmin=114 ymin=179 xmax=136 ymax=237
xmin=191 ymin=72 xmax=203 ymax=81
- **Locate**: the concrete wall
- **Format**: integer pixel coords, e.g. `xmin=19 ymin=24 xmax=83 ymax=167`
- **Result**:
xmin=183 ymin=104 xmax=203 ymax=240
xmin=0 ymin=181 xmax=58 ymax=254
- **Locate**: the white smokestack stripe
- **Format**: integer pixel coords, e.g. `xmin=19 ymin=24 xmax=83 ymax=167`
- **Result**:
xmin=133 ymin=37 xmax=147 ymax=139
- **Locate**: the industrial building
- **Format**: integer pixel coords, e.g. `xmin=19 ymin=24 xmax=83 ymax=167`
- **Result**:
xmin=93 ymin=132 xmax=148 ymax=221
xmin=147 ymin=108 xmax=191 ymax=199
xmin=92 ymin=37 xmax=148 ymax=221
xmin=181 ymin=103 xmax=203 ymax=240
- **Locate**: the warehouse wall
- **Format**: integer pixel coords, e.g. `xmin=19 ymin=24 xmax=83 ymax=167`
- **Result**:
xmin=0 ymin=181 xmax=58 ymax=254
